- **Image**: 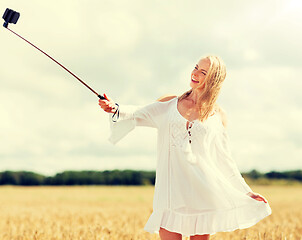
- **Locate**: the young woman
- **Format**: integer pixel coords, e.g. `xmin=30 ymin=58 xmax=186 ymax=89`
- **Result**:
xmin=98 ymin=55 xmax=272 ymax=240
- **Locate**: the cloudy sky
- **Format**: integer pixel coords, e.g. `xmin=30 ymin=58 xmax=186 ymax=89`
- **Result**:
xmin=0 ymin=0 xmax=301 ymax=176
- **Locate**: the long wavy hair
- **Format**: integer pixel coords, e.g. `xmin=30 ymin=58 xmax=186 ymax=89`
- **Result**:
xmin=178 ymin=55 xmax=227 ymax=122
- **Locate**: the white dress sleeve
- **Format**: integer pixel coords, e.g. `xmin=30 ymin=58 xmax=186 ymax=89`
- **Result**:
xmin=107 ymin=100 xmax=169 ymax=145
xmin=213 ymin=127 xmax=253 ymax=194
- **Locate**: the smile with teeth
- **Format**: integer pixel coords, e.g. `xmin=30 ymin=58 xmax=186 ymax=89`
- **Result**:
xmin=191 ymin=77 xmax=199 ymax=83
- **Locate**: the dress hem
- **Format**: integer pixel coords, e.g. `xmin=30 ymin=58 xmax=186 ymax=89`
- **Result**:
xmin=143 ymin=200 xmax=272 ymax=237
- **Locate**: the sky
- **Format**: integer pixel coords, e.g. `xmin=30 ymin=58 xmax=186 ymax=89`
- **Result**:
xmin=0 ymin=0 xmax=301 ymax=176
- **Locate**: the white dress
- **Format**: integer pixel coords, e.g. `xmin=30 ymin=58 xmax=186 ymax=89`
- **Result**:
xmin=107 ymin=96 xmax=272 ymax=237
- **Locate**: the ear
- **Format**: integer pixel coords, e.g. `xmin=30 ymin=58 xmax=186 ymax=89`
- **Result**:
xmin=156 ymin=95 xmax=178 ymax=102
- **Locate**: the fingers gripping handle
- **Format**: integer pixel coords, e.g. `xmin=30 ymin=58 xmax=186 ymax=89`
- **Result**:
xmin=98 ymin=94 xmax=120 ymax=122
xmin=98 ymin=94 xmax=106 ymax=100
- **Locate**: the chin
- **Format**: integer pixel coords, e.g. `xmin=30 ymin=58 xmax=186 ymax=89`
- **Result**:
xmin=190 ymin=82 xmax=199 ymax=88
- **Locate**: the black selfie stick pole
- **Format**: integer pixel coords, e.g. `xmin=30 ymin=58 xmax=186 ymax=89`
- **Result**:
xmin=2 ymin=8 xmax=106 ymax=100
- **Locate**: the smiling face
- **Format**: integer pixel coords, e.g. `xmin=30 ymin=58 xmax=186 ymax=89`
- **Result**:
xmin=190 ymin=58 xmax=211 ymax=89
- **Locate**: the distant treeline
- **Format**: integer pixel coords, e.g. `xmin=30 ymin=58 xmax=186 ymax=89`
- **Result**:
xmin=0 ymin=169 xmax=301 ymax=186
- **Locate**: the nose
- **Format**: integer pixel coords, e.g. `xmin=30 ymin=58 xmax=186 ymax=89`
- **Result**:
xmin=192 ymin=72 xmax=199 ymax=79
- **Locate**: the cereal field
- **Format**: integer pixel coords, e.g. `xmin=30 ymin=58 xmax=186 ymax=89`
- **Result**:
xmin=0 ymin=185 xmax=301 ymax=240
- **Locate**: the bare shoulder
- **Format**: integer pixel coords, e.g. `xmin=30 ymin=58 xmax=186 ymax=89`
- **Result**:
xmin=216 ymin=106 xmax=228 ymax=129
xmin=156 ymin=94 xmax=178 ymax=102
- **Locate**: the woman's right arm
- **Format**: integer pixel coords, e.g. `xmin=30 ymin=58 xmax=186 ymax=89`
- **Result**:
xmin=98 ymin=94 xmax=175 ymax=145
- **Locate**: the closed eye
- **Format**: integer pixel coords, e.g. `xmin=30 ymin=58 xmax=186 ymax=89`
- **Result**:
xmin=195 ymin=65 xmax=206 ymax=75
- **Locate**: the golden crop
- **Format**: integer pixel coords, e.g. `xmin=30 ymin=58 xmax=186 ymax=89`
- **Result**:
xmin=0 ymin=185 xmax=301 ymax=240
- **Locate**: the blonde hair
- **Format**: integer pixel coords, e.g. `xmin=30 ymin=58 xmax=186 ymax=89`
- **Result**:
xmin=178 ymin=55 xmax=227 ymax=122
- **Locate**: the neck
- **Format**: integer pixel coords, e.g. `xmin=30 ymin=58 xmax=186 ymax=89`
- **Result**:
xmin=187 ymin=88 xmax=203 ymax=104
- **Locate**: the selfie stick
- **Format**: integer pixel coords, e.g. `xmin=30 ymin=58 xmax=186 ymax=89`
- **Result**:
xmin=2 ymin=8 xmax=107 ymax=100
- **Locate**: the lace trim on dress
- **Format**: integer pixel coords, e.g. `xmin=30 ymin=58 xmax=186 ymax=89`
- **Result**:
xmin=170 ymin=98 xmax=219 ymax=164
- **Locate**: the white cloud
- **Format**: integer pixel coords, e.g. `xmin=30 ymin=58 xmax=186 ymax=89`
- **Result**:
xmin=0 ymin=0 xmax=301 ymax=175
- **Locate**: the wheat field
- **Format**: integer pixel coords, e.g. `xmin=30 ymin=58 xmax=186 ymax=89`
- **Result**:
xmin=0 ymin=185 xmax=301 ymax=240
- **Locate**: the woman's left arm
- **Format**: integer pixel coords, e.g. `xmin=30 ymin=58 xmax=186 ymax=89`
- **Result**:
xmin=213 ymin=127 xmax=253 ymax=194
xmin=213 ymin=126 xmax=268 ymax=203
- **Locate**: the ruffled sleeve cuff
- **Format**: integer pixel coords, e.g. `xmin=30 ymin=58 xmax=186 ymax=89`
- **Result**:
xmin=107 ymin=104 xmax=141 ymax=145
